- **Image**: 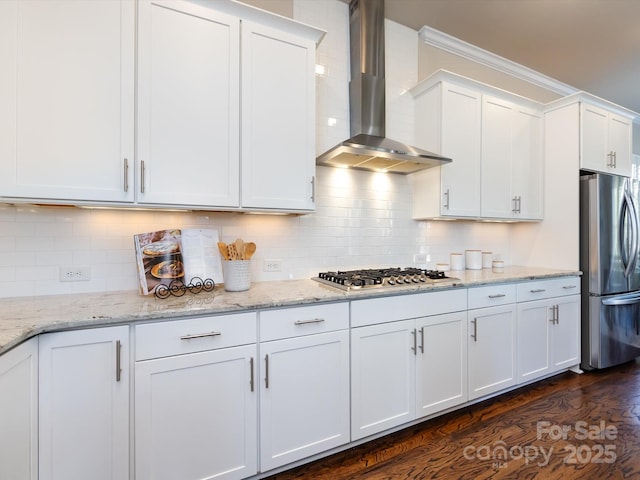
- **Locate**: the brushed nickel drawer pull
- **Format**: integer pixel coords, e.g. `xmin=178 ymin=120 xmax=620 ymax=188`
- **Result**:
xmin=180 ymin=331 xmax=222 ymax=340
xmin=420 ymin=327 xmax=425 ymax=354
xmin=562 ymin=285 xmax=577 ymax=289
xmin=471 ymin=319 xmax=478 ymax=342
xmin=488 ymin=293 xmax=506 ymax=299
xmin=529 ymin=289 xmax=546 ymax=293
xmin=294 ymin=318 xmax=325 ymax=325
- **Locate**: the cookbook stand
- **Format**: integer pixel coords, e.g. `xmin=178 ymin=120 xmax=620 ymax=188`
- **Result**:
xmin=153 ymin=277 xmax=215 ymax=299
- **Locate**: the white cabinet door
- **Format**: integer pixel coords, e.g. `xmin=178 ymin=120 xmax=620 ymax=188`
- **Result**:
xmin=351 ymin=319 xmax=415 ymax=440
xmin=259 ymin=330 xmax=349 ymax=471
xmin=0 ymin=0 xmax=134 ymax=203
xmin=135 ymin=345 xmax=257 ymax=480
xmin=512 ymin=106 xmax=543 ymax=220
xmin=516 ymin=299 xmax=551 ymax=383
xmin=550 ymin=295 xmax=581 ymax=371
xmin=415 ymin=312 xmax=468 ymax=418
xmin=241 ymin=21 xmax=316 ymax=211
xmin=468 ymin=305 xmax=516 ymax=400
xmin=0 ymin=338 xmax=38 ymax=480
xmin=581 ymin=103 xmax=609 ymax=173
xmin=137 ymin=1 xmax=240 ymax=208
xmin=581 ymin=103 xmax=632 ymax=177
xmin=481 ymin=96 xmax=513 ymax=218
xmin=39 ymin=326 xmax=129 ymax=480
xmin=440 ymin=83 xmax=482 ymax=218
xmin=608 ymin=112 xmax=633 ymax=177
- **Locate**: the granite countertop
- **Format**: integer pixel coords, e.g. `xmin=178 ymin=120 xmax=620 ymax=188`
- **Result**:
xmin=0 ymin=266 xmax=581 ymax=355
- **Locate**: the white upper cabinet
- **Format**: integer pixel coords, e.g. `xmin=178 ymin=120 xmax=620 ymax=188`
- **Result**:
xmin=511 ymin=105 xmax=543 ymax=219
xmin=581 ymin=102 xmax=633 ymax=177
xmin=481 ymin=95 xmax=514 ymax=218
xmin=411 ymin=71 xmax=543 ymax=221
xmin=411 ymin=81 xmax=482 ymax=219
xmin=481 ymin=96 xmax=543 ymax=220
xmin=0 ymin=0 xmax=322 ymax=212
xmin=0 ymin=0 xmax=135 ymax=203
xmin=241 ymin=21 xmax=317 ymax=211
xmin=137 ymin=1 xmax=240 ymax=208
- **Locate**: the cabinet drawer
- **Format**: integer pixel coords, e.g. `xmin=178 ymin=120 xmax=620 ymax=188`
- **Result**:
xmin=260 ymin=303 xmax=348 ymax=342
xmin=351 ymin=289 xmax=467 ymax=327
xmin=135 ymin=312 xmax=256 ymax=361
xmin=517 ymin=277 xmax=581 ymax=302
xmin=468 ymin=284 xmax=516 ymax=309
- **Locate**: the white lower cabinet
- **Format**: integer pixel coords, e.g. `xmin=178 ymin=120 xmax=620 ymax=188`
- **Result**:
xmin=351 ymin=319 xmax=416 ymax=440
xmin=467 ymin=285 xmax=517 ymax=400
xmin=0 ymin=337 xmax=38 ymax=480
xmin=38 ymin=326 xmax=130 ymax=480
xmin=517 ymin=278 xmax=581 ymax=384
xmin=416 ymin=312 xmax=468 ymax=417
xmin=350 ymin=290 xmax=468 ymax=440
xmin=258 ymin=303 xmax=350 ymax=472
xmin=134 ymin=313 xmax=258 ymax=480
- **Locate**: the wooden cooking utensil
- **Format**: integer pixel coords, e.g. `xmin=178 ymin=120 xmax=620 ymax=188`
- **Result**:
xmin=235 ymin=238 xmax=245 ymax=260
xmin=244 ymin=242 xmax=256 ymax=259
xmin=227 ymin=243 xmax=239 ymax=260
xmin=217 ymin=242 xmax=229 ymax=260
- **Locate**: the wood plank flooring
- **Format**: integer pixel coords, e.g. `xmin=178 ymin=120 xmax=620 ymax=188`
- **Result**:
xmin=265 ymin=360 xmax=640 ymax=479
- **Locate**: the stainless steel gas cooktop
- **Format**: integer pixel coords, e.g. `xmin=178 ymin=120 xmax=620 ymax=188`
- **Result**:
xmin=312 ymin=267 xmax=458 ymax=291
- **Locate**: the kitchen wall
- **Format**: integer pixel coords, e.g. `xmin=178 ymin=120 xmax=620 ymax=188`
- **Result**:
xmin=0 ymin=0 xmax=515 ymax=299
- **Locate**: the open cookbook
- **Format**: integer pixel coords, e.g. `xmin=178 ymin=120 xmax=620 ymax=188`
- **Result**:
xmin=133 ymin=228 xmax=223 ymax=295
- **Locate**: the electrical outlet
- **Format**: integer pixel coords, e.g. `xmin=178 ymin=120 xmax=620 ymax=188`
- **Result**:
xmin=263 ymin=259 xmax=282 ymax=272
xmin=60 ymin=266 xmax=91 ymax=282
xmin=413 ymin=253 xmax=427 ymax=264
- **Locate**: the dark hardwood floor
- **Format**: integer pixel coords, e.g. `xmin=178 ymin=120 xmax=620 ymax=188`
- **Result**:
xmin=265 ymin=360 xmax=640 ymax=479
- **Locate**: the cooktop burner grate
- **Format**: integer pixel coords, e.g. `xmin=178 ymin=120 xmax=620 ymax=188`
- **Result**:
xmin=313 ymin=267 xmax=457 ymax=291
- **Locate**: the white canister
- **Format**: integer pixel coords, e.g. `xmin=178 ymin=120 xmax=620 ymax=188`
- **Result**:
xmin=222 ymin=260 xmax=252 ymax=291
xmin=492 ymin=260 xmax=505 ymax=272
xmin=482 ymin=252 xmax=493 ymax=269
xmin=450 ymin=253 xmax=463 ymax=271
xmin=436 ymin=263 xmax=449 ymax=272
xmin=465 ymin=250 xmax=482 ymax=270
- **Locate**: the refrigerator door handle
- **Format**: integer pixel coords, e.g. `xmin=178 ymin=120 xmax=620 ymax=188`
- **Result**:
xmin=620 ymin=187 xmax=638 ymax=278
xmin=602 ymin=292 xmax=640 ymax=306
xmin=627 ymin=190 xmax=640 ymax=273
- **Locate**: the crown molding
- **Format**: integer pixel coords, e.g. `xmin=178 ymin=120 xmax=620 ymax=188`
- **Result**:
xmin=419 ymin=25 xmax=578 ymax=97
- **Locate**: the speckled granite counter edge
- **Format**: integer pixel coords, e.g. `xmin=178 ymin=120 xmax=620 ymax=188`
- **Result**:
xmin=0 ymin=266 xmax=581 ymax=355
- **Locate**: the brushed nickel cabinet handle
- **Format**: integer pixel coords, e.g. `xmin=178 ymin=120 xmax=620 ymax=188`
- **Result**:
xmin=250 ymin=357 xmax=254 ymax=392
xmin=180 ymin=331 xmax=221 ymax=340
xmin=444 ymin=189 xmax=450 ymax=210
xmin=123 ymin=158 xmax=129 ymax=193
xmin=411 ymin=328 xmax=417 ymax=355
xmin=471 ymin=319 xmax=477 ymax=342
xmin=265 ymin=354 xmax=270 ymax=389
xmin=529 ymin=289 xmax=546 ymax=293
xmin=294 ymin=318 xmax=325 ymax=325
xmin=140 ymin=160 xmax=145 ymax=193
xmin=310 ymin=176 xmax=315 ymax=203
xmin=562 ymin=285 xmax=577 ymax=290
xmin=488 ymin=293 xmax=506 ymax=299
xmin=116 ymin=340 xmax=122 ymax=382
xmin=420 ymin=326 xmax=425 ymax=354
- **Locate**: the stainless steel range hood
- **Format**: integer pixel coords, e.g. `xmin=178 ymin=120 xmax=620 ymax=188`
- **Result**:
xmin=316 ymin=0 xmax=451 ymax=174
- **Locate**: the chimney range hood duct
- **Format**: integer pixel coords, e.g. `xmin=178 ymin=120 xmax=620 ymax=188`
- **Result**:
xmin=316 ymin=0 xmax=451 ymax=174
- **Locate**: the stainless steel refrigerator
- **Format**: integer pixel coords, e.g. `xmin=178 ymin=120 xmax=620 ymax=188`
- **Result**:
xmin=580 ymin=171 xmax=640 ymax=369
